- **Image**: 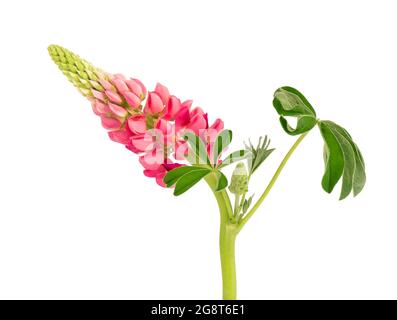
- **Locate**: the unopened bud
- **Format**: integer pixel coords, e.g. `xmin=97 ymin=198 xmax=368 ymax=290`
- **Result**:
xmin=229 ymin=163 xmax=248 ymax=195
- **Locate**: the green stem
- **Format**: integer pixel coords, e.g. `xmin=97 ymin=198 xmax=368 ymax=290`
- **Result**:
xmin=204 ymin=133 xmax=307 ymax=299
xmin=219 ymin=223 xmax=237 ymax=300
xmin=238 ymin=133 xmax=308 ymax=232
xmin=233 ymin=194 xmax=240 ymax=216
xmin=205 ymin=174 xmax=237 ymax=300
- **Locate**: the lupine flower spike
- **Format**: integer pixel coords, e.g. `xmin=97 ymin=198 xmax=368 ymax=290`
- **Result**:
xmin=49 ymin=45 xmax=366 ymax=299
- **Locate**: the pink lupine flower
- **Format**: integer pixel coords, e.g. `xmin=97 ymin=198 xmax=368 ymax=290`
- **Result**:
xmin=100 ymin=115 xmax=122 ymax=130
xmin=105 ymin=90 xmax=123 ymax=105
xmin=48 ymin=45 xmax=225 ymax=186
xmin=154 ymin=83 xmax=170 ymax=104
xmin=143 ymin=161 xmax=182 ymax=187
xmin=175 ymin=106 xmax=191 ymax=130
xmin=128 ymin=78 xmax=147 ymax=99
xmin=128 ymin=115 xmax=147 ymax=134
xmin=108 ymin=128 xmax=132 ymax=145
xmin=187 ymin=112 xmax=208 ymax=135
xmin=130 ymin=133 xmax=154 ymax=152
xmin=164 ymin=95 xmax=181 ymax=120
xmin=123 ymin=91 xmax=141 ymax=109
xmin=145 ymin=91 xmax=165 ymax=114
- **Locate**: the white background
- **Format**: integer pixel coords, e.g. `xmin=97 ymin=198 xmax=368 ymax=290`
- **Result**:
xmin=0 ymin=0 xmax=396 ymax=299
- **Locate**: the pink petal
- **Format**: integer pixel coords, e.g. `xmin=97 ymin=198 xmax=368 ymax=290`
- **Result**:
xmin=155 ymin=171 xmax=167 ymax=187
xmin=164 ymin=162 xmax=183 ymax=171
xmin=145 ymin=92 xmax=165 ymax=114
xmin=108 ymin=129 xmax=131 ymax=145
xmin=108 ymin=103 xmax=128 ymax=117
xmin=128 ymin=115 xmax=147 ymax=134
xmin=93 ymin=101 xmax=111 ymax=114
xmin=99 ymin=79 xmax=115 ymax=91
xmin=100 ymin=115 xmax=121 ymax=130
xmin=130 ymin=134 xmax=154 ymax=152
xmin=210 ymin=118 xmax=224 ymax=132
xmin=105 ymin=90 xmax=123 ymax=104
xmin=155 ymin=118 xmax=172 ymax=135
xmin=186 ymin=113 xmax=207 ymax=135
xmin=125 ymin=141 xmax=141 ymax=154
xmin=139 ymin=149 xmax=164 ymax=170
xmin=92 ymin=90 xmax=107 ymax=102
xmin=112 ymin=78 xmax=129 ymax=92
xmin=154 ymin=83 xmax=170 ymax=104
xmin=181 ymin=100 xmax=193 ymax=109
xmin=164 ymin=95 xmax=181 ymax=120
xmin=125 ymin=79 xmax=143 ymax=98
xmin=143 ymin=168 xmax=164 ymax=178
xmin=175 ymin=106 xmax=191 ymax=129
xmin=123 ymin=91 xmax=141 ymax=109
xmin=174 ymin=140 xmax=189 ymax=160
xmin=92 ymin=104 xmax=101 ymax=116
xmin=131 ymin=78 xmax=147 ymax=99
xmin=190 ymin=107 xmax=205 ymax=117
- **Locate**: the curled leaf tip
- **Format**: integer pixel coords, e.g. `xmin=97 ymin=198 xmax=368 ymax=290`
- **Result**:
xmin=273 ymin=86 xmax=317 ymax=135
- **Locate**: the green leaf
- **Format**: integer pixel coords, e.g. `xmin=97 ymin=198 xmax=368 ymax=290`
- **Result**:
xmin=244 ymin=136 xmax=275 ymax=175
xmin=212 ymin=130 xmax=233 ymax=166
xmin=164 ymin=166 xmax=205 ymax=187
xmin=242 ymin=195 xmax=254 ymax=214
xmin=333 ymin=124 xmax=366 ymax=196
xmin=183 ymin=131 xmax=210 ymax=166
xmin=215 ymin=171 xmax=228 ymax=191
xmin=319 ymin=120 xmax=366 ymax=200
xmin=273 ymin=86 xmax=317 ymax=135
xmin=174 ymin=168 xmax=211 ymax=196
xmin=219 ymin=150 xmax=251 ymax=168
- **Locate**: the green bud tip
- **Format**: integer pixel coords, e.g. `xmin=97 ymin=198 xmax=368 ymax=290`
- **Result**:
xmin=48 ymin=44 xmax=105 ymax=96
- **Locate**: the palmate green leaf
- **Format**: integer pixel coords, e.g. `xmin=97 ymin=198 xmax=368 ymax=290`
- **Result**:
xmin=319 ymin=120 xmax=366 ymax=200
xmin=213 ymin=130 xmax=233 ymax=165
xmin=273 ymin=86 xmax=317 ymax=135
xmin=163 ymin=166 xmax=205 ymax=187
xmin=183 ymin=131 xmax=210 ymax=166
xmin=173 ymin=168 xmax=212 ymax=196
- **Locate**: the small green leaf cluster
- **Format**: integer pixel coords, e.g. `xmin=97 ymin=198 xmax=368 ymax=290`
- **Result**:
xmin=245 ymin=136 xmax=275 ymax=176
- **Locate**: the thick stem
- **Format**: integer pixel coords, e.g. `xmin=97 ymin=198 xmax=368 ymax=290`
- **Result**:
xmin=219 ymin=222 xmax=237 ymax=299
xmin=205 ymin=174 xmax=237 ymax=300
xmin=203 ymin=133 xmax=308 ymax=299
